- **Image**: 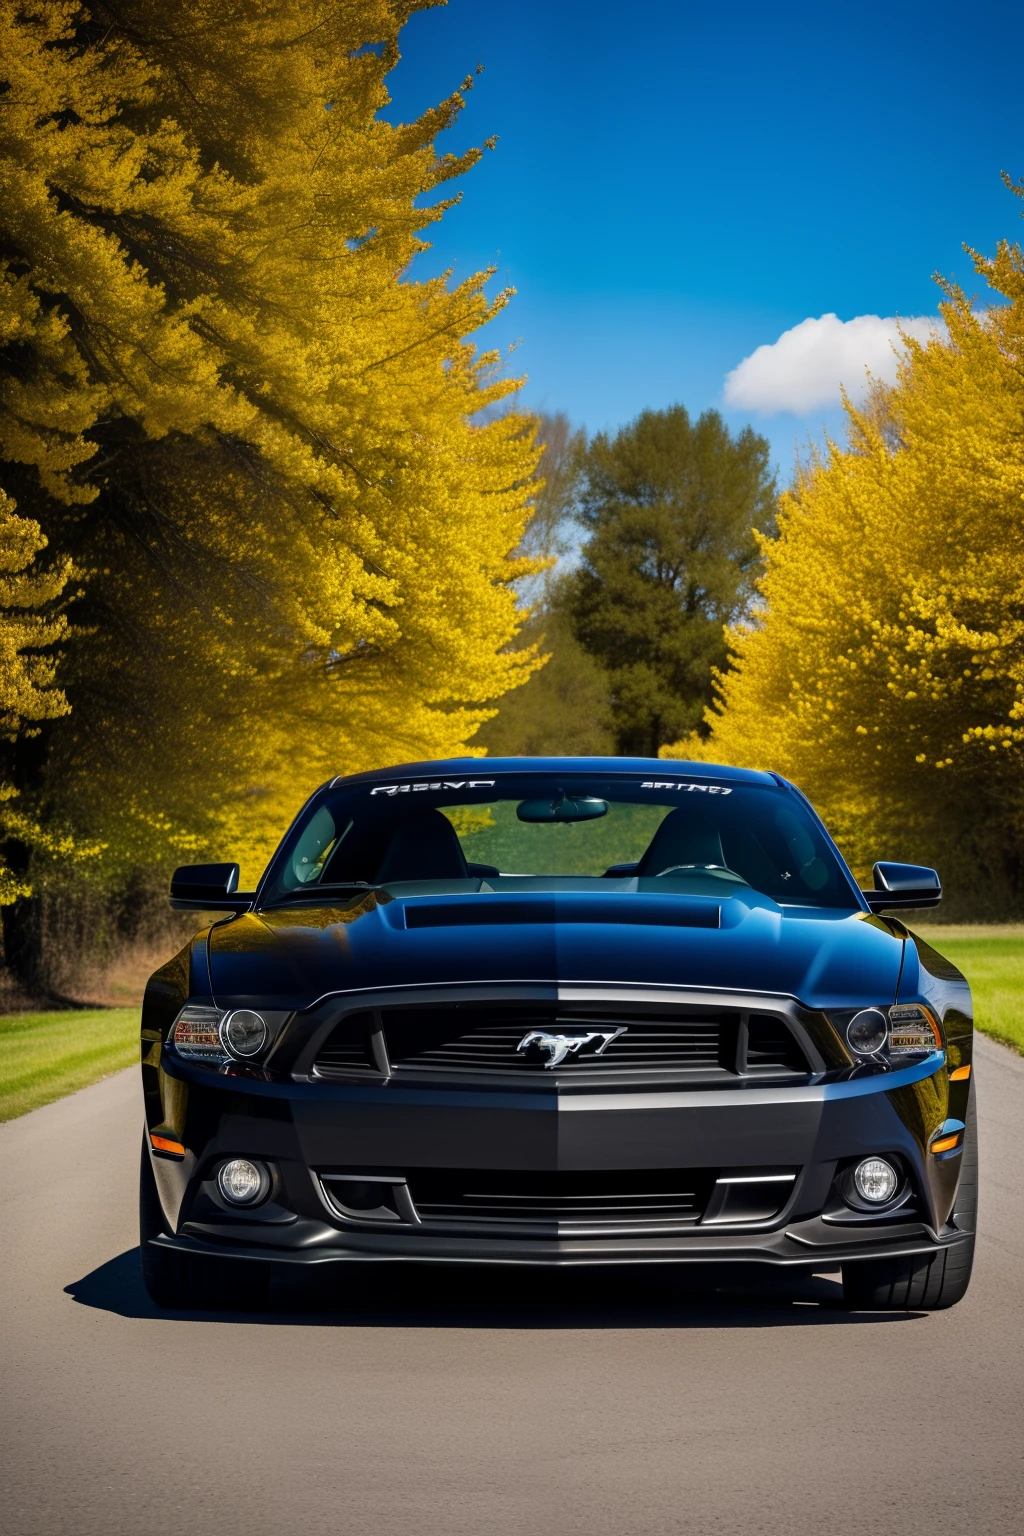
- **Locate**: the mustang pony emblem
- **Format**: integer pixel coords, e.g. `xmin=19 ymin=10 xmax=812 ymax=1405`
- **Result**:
xmin=516 ymin=1027 xmax=627 ymax=1067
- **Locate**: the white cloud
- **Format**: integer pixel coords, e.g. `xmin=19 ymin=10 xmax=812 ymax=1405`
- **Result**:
xmin=723 ymin=312 xmax=942 ymax=415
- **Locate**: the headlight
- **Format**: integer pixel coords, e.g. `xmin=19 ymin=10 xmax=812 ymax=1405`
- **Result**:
xmin=888 ymin=1004 xmax=941 ymax=1053
xmin=220 ymin=1009 xmax=268 ymax=1059
xmin=846 ymin=1008 xmax=888 ymax=1054
xmin=172 ymin=1005 xmax=229 ymax=1063
xmin=829 ymin=1003 xmax=941 ymax=1059
xmin=170 ymin=1003 xmax=287 ymax=1066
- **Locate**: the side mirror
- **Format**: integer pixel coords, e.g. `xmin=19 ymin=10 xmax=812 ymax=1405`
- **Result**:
xmin=169 ymin=862 xmax=254 ymax=912
xmin=861 ymin=861 xmax=941 ymax=912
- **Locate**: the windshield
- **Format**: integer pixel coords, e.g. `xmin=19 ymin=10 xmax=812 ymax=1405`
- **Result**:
xmin=261 ymin=772 xmax=858 ymax=911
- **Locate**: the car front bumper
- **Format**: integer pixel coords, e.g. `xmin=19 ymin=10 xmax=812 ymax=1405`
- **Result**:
xmin=144 ymin=1047 xmax=971 ymax=1272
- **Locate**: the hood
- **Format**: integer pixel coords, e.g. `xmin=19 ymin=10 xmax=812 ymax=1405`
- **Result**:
xmin=206 ymin=890 xmax=905 ymax=1012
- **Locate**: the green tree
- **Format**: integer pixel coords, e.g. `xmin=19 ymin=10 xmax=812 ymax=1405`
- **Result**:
xmin=476 ymin=597 xmax=614 ymax=757
xmin=477 ymin=411 xmax=615 ymax=758
xmin=566 ymin=405 xmax=775 ymax=756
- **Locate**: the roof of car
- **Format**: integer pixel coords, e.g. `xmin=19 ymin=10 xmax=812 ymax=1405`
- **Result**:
xmin=330 ymin=757 xmax=778 ymax=788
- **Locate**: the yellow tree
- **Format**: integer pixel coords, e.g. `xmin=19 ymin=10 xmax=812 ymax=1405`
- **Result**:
xmin=0 ymin=1 xmax=540 ymax=978
xmin=0 ymin=487 xmax=71 ymax=903
xmin=663 ymin=279 xmax=1024 ymax=915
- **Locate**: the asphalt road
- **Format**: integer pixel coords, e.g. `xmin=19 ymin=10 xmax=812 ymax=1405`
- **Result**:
xmin=2 ymin=1036 xmax=1023 ymax=1536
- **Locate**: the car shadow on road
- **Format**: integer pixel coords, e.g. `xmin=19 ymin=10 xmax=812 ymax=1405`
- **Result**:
xmin=65 ymin=1248 xmax=925 ymax=1328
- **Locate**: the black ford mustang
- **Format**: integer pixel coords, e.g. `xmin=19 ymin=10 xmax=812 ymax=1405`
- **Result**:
xmin=140 ymin=758 xmax=977 ymax=1310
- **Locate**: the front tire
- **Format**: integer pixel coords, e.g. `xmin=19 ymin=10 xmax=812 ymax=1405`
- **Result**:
xmin=841 ymin=1086 xmax=978 ymax=1311
xmin=139 ymin=1136 xmax=269 ymax=1311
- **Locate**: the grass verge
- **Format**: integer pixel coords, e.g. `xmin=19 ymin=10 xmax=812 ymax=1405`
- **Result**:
xmin=912 ymin=926 xmax=1023 ymax=1056
xmin=0 ymin=1008 xmax=140 ymax=1122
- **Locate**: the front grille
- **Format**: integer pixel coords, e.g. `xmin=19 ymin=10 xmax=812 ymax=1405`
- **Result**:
xmin=746 ymin=1014 xmax=809 ymax=1074
xmin=313 ymin=1010 xmax=380 ymax=1073
xmin=310 ymin=1002 xmax=811 ymax=1080
xmin=386 ymin=1006 xmax=727 ymax=1073
xmin=406 ymin=1167 xmax=717 ymax=1231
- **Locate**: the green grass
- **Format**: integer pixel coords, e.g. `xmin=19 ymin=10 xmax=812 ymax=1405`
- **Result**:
xmin=913 ymin=926 xmax=1023 ymax=1055
xmin=448 ymin=799 xmax=671 ymax=876
xmin=0 ymin=1008 xmax=140 ymax=1122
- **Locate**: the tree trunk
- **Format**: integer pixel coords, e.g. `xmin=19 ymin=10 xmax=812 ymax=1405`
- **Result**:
xmin=1 ymin=727 xmax=54 ymax=996
xmin=1 ymin=844 xmax=46 ymax=995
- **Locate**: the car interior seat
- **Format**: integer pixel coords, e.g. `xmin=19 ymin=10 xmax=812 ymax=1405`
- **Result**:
xmin=372 ymin=809 xmax=470 ymax=883
xmin=635 ymin=805 xmax=727 ymax=877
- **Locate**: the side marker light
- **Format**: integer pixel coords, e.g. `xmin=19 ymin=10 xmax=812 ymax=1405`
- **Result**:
xmin=150 ymin=1133 xmax=185 ymax=1157
xmin=949 ymin=1064 xmax=971 ymax=1081
xmin=931 ymin=1132 xmax=963 ymax=1154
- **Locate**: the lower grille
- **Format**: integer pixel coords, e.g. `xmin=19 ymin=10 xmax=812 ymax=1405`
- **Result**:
xmin=406 ymin=1168 xmax=717 ymax=1231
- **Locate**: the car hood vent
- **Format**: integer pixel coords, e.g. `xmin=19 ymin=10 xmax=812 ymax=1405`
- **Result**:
xmin=402 ymin=897 xmax=721 ymax=931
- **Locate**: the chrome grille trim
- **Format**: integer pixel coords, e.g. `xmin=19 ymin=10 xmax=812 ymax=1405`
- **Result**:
xmin=289 ymin=981 xmax=832 ymax=1083
xmin=313 ymin=1001 xmax=812 ymax=1081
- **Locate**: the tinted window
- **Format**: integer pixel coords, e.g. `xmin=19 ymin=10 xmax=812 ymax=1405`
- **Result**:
xmin=264 ymin=774 xmax=858 ymax=910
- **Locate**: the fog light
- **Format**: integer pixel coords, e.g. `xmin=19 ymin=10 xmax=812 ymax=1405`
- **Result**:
xmin=847 ymin=1008 xmax=888 ymax=1054
xmin=853 ymin=1156 xmax=898 ymax=1204
xmin=217 ymin=1158 xmax=270 ymax=1206
xmin=220 ymin=1009 xmax=268 ymax=1060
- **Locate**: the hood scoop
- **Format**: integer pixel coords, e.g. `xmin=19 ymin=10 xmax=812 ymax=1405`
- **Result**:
xmin=402 ymin=896 xmax=721 ymax=931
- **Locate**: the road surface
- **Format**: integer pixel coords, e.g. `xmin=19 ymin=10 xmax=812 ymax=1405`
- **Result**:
xmin=2 ymin=1035 xmax=1023 ymax=1536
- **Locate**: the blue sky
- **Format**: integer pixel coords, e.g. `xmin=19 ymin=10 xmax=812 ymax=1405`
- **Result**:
xmin=385 ymin=0 xmax=1024 ymax=477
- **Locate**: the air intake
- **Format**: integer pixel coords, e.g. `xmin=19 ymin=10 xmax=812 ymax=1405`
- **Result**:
xmin=406 ymin=1167 xmax=718 ymax=1232
xmin=402 ymin=896 xmax=720 ymax=930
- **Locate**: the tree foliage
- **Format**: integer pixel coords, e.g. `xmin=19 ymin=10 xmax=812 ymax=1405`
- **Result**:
xmin=475 ymin=411 xmax=615 ymax=758
xmin=512 ymin=411 xmax=587 ymax=596
xmin=475 ymin=598 xmax=614 ymax=757
xmin=566 ymin=406 xmax=775 ymax=756
xmin=0 ymin=490 xmax=68 ymax=742
xmin=0 ymin=0 xmax=540 ymax=932
xmin=668 ymin=264 xmax=1024 ymax=914
xmin=0 ymin=487 xmax=72 ymax=903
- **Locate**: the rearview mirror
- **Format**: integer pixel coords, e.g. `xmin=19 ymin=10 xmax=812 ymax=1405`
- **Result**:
xmin=861 ymin=861 xmax=941 ymax=912
xmin=169 ymin=862 xmax=254 ymax=912
xmin=516 ymin=795 xmax=609 ymax=824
